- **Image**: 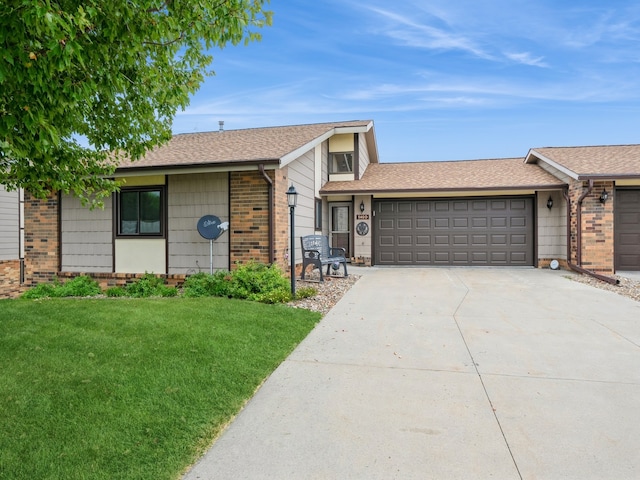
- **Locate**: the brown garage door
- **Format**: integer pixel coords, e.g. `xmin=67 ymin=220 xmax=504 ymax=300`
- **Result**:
xmin=615 ymin=189 xmax=640 ymax=271
xmin=374 ymin=197 xmax=534 ymax=266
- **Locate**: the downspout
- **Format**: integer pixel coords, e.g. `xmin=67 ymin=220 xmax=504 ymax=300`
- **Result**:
xmin=258 ymin=164 xmax=275 ymax=264
xmin=563 ymin=182 xmax=619 ymax=285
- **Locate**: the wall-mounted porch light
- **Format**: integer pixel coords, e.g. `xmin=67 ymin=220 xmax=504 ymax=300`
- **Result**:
xmin=359 ymin=200 xmax=365 ymax=213
xmin=547 ymin=196 xmax=553 ymax=210
xmin=599 ymin=188 xmax=609 ymax=204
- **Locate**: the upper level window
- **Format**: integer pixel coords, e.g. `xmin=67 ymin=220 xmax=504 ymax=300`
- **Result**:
xmin=117 ymin=188 xmax=163 ymax=236
xmin=330 ymin=152 xmax=353 ymax=173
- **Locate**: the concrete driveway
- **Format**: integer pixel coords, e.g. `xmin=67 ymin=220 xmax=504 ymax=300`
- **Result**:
xmin=184 ymin=268 xmax=640 ymax=480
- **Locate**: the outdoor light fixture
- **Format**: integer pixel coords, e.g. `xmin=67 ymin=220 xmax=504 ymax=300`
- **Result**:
xmin=547 ymin=196 xmax=553 ymax=210
xmin=286 ymin=185 xmax=298 ymax=296
xmin=600 ymin=188 xmax=609 ymax=204
xmin=286 ymin=184 xmax=298 ymax=208
xmin=360 ymin=201 xmax=365 ymax=213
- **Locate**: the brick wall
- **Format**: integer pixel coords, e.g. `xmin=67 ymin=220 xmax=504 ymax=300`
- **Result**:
xmin=569 ymin=179 xmax=614 ymax=273
xmin=56 ymin=271 xmax=185 ymax=290
xmin=23 ymin=191 xmax=60 ymax=285
xmin=273 ymin=166 xmax=291 ymax=274
xmin=0 ymin=259 xmax=23 ymax=298
xmin=229 ymin=170 xmax=272 ymax=267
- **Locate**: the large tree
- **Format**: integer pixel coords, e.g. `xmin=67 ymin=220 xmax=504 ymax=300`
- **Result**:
xmin=0 ymin=0 xmax=271 ymax=205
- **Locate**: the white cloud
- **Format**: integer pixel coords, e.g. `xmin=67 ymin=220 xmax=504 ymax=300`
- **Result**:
xmin=503 ymin=52 xmax=549 ymax=68
xmin=364 ymin=6 xmax=493 ymax=60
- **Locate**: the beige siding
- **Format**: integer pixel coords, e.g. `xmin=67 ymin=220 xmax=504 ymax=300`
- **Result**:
xmin=288 ymin=150 xmax=319 ymax=261
xmin=115 ymin=238 xmax=165 ymax=273
xmin=535 ymin=161 xmax=570 ymax=262
xmin=61 ymin=194 xmax=113 ymax=272
xmin=358 ymin=132 xmax=371 ymax=178
xmin=537 ymin=191 xmax=567 ymax=260
xmin=0 ymin=186 xmax=19 ymax=260
xmin=167 ymin=173 xmax=229 ymax=274
xmin=353 ymin=195 xmax=372 ymax=260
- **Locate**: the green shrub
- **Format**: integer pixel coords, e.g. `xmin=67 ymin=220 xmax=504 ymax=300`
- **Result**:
xmin=295 ymin=286 xmax=317 ymax=299
xmin=22 ymin=275 xmax=102 ymax=299
xmin=228 ymin=262 xmax=290 ymax=300
xmin=182 ymin=262 xmax=292 ymax=304
xmin=182 ymin=271 xmax=231 ymax=298
xmin=22 ymin=282 xmax=58 ymax=299
xmin=105 ymin=286 xmax=127 ymax=297
xmin=125 ymin=273 xmax=178 ymax=298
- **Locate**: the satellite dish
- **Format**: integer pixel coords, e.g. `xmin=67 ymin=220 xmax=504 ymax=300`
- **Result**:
xmin=197 ymin=215 xmax=226 ymax=240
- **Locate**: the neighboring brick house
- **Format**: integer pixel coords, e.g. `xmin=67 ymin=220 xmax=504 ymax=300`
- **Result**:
xmin=8 ymin=121 xmax=640 ymax=298
xmin=525 ymin=145 xmax=640 ymax=274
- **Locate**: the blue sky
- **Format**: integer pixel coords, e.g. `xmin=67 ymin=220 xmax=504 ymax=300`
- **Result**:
xmin=173 ymin=0 xmax=640 ymax=163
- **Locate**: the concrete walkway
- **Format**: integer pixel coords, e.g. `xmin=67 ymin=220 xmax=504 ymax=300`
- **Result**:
xmin=184 ymin=267 xmax=640 ymax=480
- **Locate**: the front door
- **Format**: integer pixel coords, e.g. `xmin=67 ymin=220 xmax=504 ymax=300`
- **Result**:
xmin=330 ymin=204 xmax=351 ymax=259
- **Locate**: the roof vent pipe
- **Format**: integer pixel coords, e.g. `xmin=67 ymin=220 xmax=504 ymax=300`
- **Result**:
xmin=219 ymin=121 xmax=224 ymax=132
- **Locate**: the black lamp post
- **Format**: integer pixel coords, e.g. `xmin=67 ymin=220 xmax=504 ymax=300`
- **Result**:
xmin=286 ymin=185 xmax=298 ymax=297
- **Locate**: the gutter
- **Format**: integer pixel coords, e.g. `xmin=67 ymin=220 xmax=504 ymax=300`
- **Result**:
xmin=258 ymin=164 xmax=275 ymax=264
xmin=563 ymin=184 xmax=619 ymax=285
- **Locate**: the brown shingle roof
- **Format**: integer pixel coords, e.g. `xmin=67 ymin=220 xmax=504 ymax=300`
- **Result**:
xmin=527 ymin=145 xmax=640 ymax=178
xmin=117 ymin=120 xmax=373 ymax=170
xmin=320 ymin=158 xmax=565 ymax=194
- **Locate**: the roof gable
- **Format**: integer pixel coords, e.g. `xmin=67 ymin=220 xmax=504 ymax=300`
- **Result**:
xmin=525 ymin=145 xmax=640 ymax=179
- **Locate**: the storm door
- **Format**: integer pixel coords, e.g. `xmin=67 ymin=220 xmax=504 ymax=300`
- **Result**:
xmin=330 ymin=204 xmax=351 ymax=259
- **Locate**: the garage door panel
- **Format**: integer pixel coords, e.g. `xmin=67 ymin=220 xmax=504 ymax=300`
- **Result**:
xmin=379 ymin=235 xmax=395 ymax=246
xmin=511 ymin=216 xmax=526 ymax=227
xmin=397 ymin=236 xmax=413 ymax=246
xmin=433 ymin=252 xmax=450 ymax=263
xmin=490 ymin=252 xmax=507 ymax=263
xmin=416 ymin=252 xmax=431 ymax=262
xmin=491 ymin=234 xmax=507 ymax=245
xmin=491 ymin=217 xmax=507 ymax=228
xmin=472 ymin=234 xmax=488 ymax=245
xmin=397 ymin=202 xmax=413 ymax=213
xmin=453 ymin=235 xmax=469 ymax=246
xmin=511 ymin=234 xmax=527 ymax=245
xmin=416 ymin=235 xmax=431 ymax=246
xmin=434 ymin=218 xmax=449 ymax=228
xmin=471 ymin=252 xmax=488 ymax=263
xmin=453 ymin=218 xmax=468 ymax=228
xmin=510 ymin=199 xmax=527 ymax=210
xmin=379 ymin=202 xmax=395 ymax=213
xmin=472 ymin=200 xmax=488 ymax=211
xmin=452 ymin=252 xmax=469 ymax=263
xmin=379 ymin=219 xmax=395 ymax=230
xmin=375 ymin=197 xmax=533 ymax=266
xmin=615 ymin=190 xmax=640 ymax=270
xmin=434 ymin=235 xmax=450 ymax=245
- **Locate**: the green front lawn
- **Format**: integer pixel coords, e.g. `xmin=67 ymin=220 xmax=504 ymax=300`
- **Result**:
xmin=0 ymin=297 xmax=320 ymax=480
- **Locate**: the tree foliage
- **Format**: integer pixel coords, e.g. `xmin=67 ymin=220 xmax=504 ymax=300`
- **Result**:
xmin=0 ymin=0 xmax=271 ymax=205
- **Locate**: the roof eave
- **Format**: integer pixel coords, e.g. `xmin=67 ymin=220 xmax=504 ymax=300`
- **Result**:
xmin=320 ymin=184 xmax=567 ymax=196
xmin=577 ymin=173 xmax=640 ymax=180
xmin=115 ymin=158 xmax=280 ymax=176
